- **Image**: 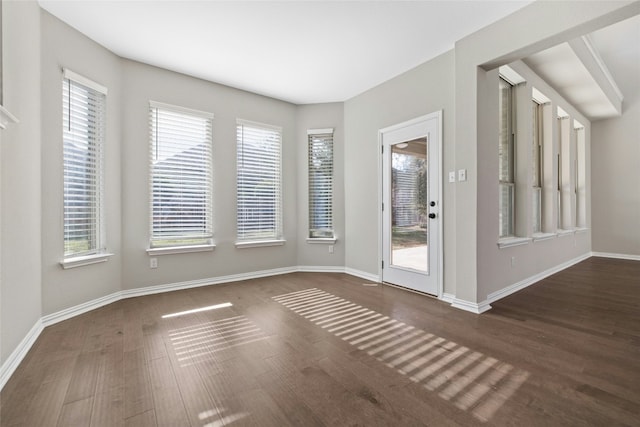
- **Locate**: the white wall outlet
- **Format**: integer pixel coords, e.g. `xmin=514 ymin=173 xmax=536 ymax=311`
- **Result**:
xmin=448 ymin=171 xmax=456 ymax=183
xmin=329 ymin=245 xmax=334 ymax=254
xmin=150 ymin=257 xmax=158 ymax=269
xmin=458 ymin=169 xmax=467 ymax=182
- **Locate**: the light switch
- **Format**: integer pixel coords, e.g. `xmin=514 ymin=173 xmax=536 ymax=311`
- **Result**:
xmin=448 ymin=171 xmax=456 ymax=183
xmin=458 ymin=169 xmax=467 ymax=182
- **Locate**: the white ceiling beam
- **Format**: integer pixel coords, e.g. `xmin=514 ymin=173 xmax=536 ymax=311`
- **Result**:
xmin=569 ymin=35 xmax=623 ymax=117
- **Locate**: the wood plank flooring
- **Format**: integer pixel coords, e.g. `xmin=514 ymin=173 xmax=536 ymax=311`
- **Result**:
xmin=1 ymin=256 xmax=638 ymax=426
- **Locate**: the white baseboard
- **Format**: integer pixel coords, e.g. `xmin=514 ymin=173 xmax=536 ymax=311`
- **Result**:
xmin=0 ymin=319 xmax=43 ymax=391
xmin=121 ymin=266 xmax=298 ymax=299
xmin=440 ymin=293 xmax=455 ymax=304
xmin=451 ymin=298 xmax=492 ymax=314
xmin=591 ymin=252 xmax=640 ymax=261
xmin=344 ymin=267 xmax=380 ymax=283
xmin=41 ymin=291 xmax=121 ymax=327
xmin=486 ymin=252 xmax=592 ymax=304
xmin=297 ymin=265 xmax=345 ymax=273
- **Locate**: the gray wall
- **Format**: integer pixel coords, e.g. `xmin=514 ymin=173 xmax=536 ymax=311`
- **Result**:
xmin=295 ymin=103 xmax=345 ymax=268
xmin=40 ymin=11 xmax=123 ymax=316
xmin=1 ymin=1 xmax=42 ymax=364
xmin=452 ymin=0 xmax=635 ymax=304
xmin=591 ymin=28 xmax=640 ymax=256
xmin=476 ymin=61 xmax=592 ymax=301
xmin=344 ymin=51 xmax=456 ymax=293
xmin=120 ymin=60 xmax=298 ymax=290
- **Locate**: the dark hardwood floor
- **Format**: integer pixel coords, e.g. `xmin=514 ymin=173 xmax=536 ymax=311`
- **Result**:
xmin=1 ymin=256 xmax=638 ymax=426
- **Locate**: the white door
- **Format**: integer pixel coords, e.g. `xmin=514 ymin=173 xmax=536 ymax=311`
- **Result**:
xmin=381 ymin=112 xmax=441 ymax=296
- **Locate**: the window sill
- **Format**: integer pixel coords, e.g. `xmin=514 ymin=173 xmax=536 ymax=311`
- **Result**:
xmin=557 ymin=229 xmax=575 ymax=237
xmin=532 ymin=232 xmax=557 ymax=242
xmin=147 ymin=244 xmax=215 ymax=256
xmin=60 ymin=253 xmax=113 ymax=269
xmin=306 ymin=238 xmax=337 ymax=244
xmin=0 ymin=104 xmax=19 ymax=130
xmin=497 ymin=237 xmax=531 ymax=249
xmin=235 ymin=239 xmax=286 ymax=249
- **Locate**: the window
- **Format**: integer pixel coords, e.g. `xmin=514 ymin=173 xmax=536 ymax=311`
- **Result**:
xmin=575 ymin=121 xmax=586 ymax=228
xmin=498 ymin=77 xmax=515 ymax=238
xmin=532 ymin=100 xmax=543 ymax=233
xmin=557 ymin=109 xmax=571 ymax=230
xmin=308 ymin=129 xmax=334 ymax=239
xmin=62 ymin=70 xmax=107 ymax=258
xmin=236 ymin=120 xmax=282 ymax=244
xmin=149 ymin=102 xmax=213 ymax=249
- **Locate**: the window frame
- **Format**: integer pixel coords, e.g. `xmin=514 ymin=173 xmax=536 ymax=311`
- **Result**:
xmin=307 ymin=128 xmax=335 ymax=242
xmin=498 ymin=77 xmax=516 ymax=239
xmin=235 ymin=119 xmax=284 ymax=247
xmin=147 ymin=101 xmax=214 ymax=253
xmin=60 ymin=69 xmax=111 ymax=268
xmin=532 ymin=100 xmax=543 ymax=234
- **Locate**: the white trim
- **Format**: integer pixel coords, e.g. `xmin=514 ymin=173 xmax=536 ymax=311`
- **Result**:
xmin=306 ymin=237 xmax=337 ymax=244
xmin=147 ymin=244 xmax=215 ymax=256
xmin=557 ymin=229 xmax=575 ymax=237
xmin=235 ymin=239 xmax=286 ymax=249
xmin=378 ymin=110 xmax=443 ymax=297
xmin=451 ymin=298 xmax=492 ymax=314
xmin=575 ymin=227 xmax=589 ymax=234
xmin=580 ymin=35 xmax=623 ymax=102
xmin=121 ymin=266 xmax=298 ymax=299
xmin=532 ymin=232 xmax=557 ymax=242
xmin=497 ymin=236 xmax=531 ymax=248
xmin=60 ymin=252 xmax=113 ymax=269
xmin=0 ymin=104 xmax=19 ymax=130
xmin=297 ymin=265 xmax=345 ymax=273
xmin=345 ymin=267 xmax=380 ymax=283
xmin=236 ymin=118 xmax=282 ymax=132
xmin=486 ymin=252 xmax=591 ymax=303
xmin=0 ymin=320 xmax=43 ymax=391
xmin=41 ymin=291 xmax=121 ymax=327
xmin=532 ymin=87 xmax=551 ymax=105
xmin=149 ymin=100 xmax=214 ymax=119
xmin=498 ymin=65 xmax=526 ymax=85
xmin=63 ymin=68 xmax=108 ymax=95
xmin=307 ymin=128 xmax=333 ymax=135
xmin=591 ymin=252 xmax=640 ymax=261
xmin=440 ymin=293 xmax=455 ymax=304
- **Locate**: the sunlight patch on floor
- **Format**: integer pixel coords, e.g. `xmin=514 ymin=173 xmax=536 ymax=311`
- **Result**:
xmin=272 ymin=288 xmax=529 ymax=423
xmin=167 ymin=315 xmax=268 ymax=367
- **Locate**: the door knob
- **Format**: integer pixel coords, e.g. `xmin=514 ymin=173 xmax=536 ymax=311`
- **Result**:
xmin=429 ymin=213 xmax=436 ymax=219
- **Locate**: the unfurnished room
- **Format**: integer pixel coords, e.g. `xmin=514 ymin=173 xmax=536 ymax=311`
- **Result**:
xmin=0 ymin=1 xmax=639 ymax=426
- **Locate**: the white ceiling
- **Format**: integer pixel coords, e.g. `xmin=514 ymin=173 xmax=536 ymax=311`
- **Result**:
xmin=39 ymin=0 xmax=533 ymax=105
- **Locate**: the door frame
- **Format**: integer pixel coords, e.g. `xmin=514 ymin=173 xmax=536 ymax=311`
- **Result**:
xmin=377 ymin=111 xmax=443 ymax=298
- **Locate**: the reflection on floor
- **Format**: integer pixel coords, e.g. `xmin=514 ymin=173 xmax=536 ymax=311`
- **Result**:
xmin=273 ymin=288 xmax=529 ymax=423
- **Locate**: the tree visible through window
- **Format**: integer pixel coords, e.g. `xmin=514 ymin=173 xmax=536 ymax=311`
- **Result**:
xmin=149 ymin=103 xmax=213 ymax=248
xmin=308 ymin=130 xmax=334 ymax=239
xmin=236 ymin=120 xmax=282 ymax=242
xmin=63 ymin=73 xmax=106 ymax=257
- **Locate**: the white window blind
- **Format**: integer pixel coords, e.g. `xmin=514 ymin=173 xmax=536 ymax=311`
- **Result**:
xmin=63 ymin=72 xmax=106 ymax=258
xmin=149 ymin=102 xmax=213 ymax=248
xmin=498 ymin=77 xmax=515 ymax=238
xmin=236 ymin=120 xmax=282 ymax=242
xmin=532 ymin=100 xmax=543 ymax=233
xmin=308 ymin=130 xmax=334 ymax=239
